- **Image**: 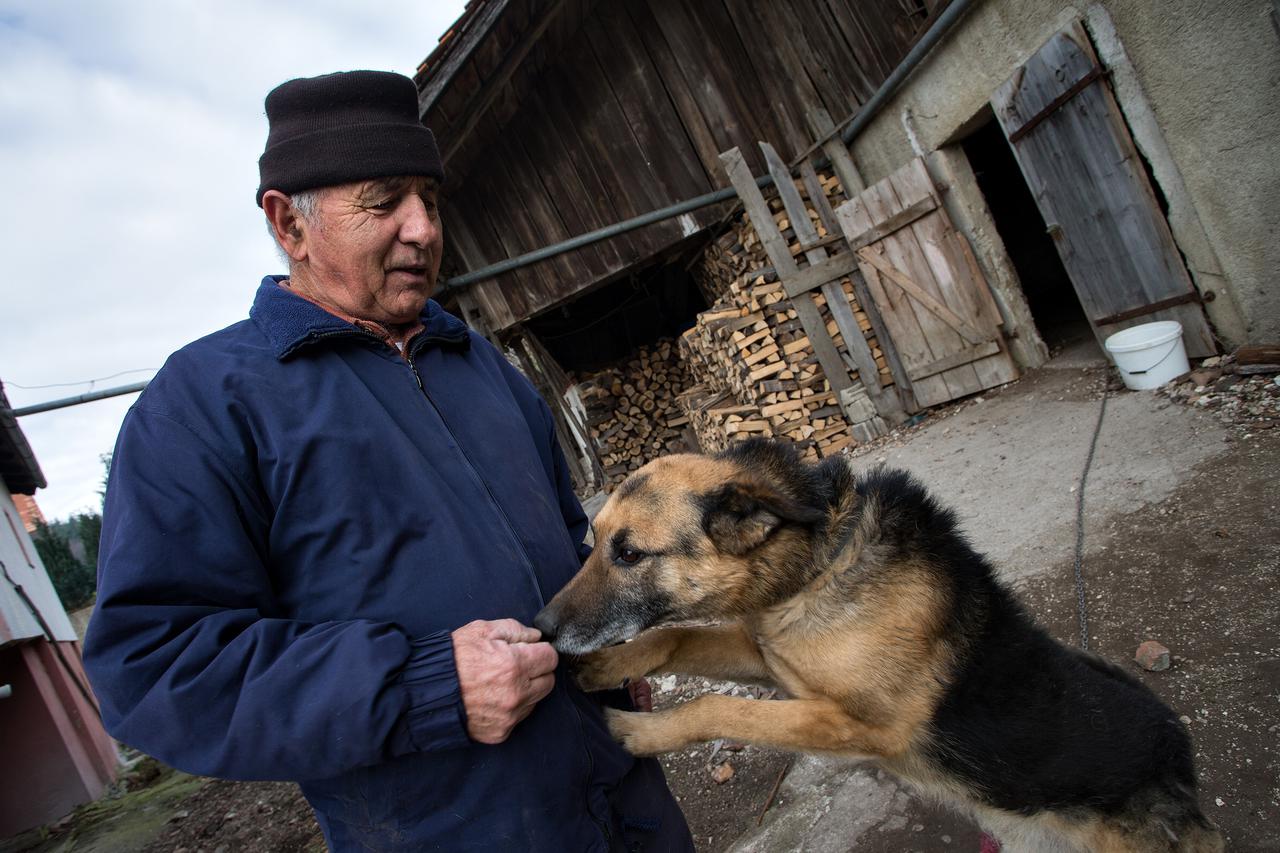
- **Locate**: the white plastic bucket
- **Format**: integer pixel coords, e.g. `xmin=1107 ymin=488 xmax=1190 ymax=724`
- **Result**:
xmin=1103 ymin=321 xmax=1189 ymax=391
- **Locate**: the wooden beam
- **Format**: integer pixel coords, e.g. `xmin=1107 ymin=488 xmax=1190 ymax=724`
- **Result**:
xmin=909 ymin=341 xmax=1002 ymax=381
xmin=843 ymin=196 xmax=938 ymax=253
xmin=761 ymin=142 xmax=903 ymax=426
xmin=417 ymin=0 xmax=512 ymax=117
xmin=442 ymin=0 xmax=569 ymax=164
xmin=856 ymin=247 xmax=989 ymax=346
xmin=809 ymin=107 xmax=866 ymax=196
xmin=719 ymin=146 xmax=853 ymax=397
xmin=780 ymin=254 xmax=859 ymax=298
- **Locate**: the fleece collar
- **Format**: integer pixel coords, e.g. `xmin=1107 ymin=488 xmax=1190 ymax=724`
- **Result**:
xmin=250 ymin=276 xmax=470 ymax=360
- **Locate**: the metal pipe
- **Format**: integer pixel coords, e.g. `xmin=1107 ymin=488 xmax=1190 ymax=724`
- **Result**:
xmin=11 ymin=380 xmax=149 ymax=417
xmin=840 ymin=0 xmax=975 ymax=146
xmin=437 ymin=0 xmax=977 ymax=292
xmin=444 ymin=176 xmax=771 ymax=290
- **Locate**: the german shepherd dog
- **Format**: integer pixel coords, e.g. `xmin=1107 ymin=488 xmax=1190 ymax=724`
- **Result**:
xmin=534 ymin=438 xmax=1221 ymax=852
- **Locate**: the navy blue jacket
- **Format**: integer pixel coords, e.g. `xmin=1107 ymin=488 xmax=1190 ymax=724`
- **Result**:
xmin=84 ymin=278 xmax=692 ymax=852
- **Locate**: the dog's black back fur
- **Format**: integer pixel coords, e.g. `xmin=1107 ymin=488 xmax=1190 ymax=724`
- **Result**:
xmin=720 ymin=438 xmax=1207 ymax=830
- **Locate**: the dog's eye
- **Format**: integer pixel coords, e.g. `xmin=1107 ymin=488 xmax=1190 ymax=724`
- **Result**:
xmin=616 ymin=548 xmax=643 ymax=565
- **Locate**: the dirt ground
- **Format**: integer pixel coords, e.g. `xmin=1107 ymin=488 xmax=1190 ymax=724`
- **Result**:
xmin=4 ymin=364 xmax=1276 ymax=853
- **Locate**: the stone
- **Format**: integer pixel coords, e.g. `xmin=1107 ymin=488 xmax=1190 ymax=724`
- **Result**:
xmin=1135 ymin=640 xmax=1171 ymax=671
xmin=1200 ymin=356 xmax=1222 ymax=368
xmin=710 ymin=762 xmax=735 ymax=784
xmin=1189 ymin=367 xmax=1222 ymax=386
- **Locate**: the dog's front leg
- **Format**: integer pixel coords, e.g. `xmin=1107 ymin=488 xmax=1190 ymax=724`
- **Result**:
xmin=576 ymin=623 xmax=772 ymax=692
xmin=606 ymin=695 xmax=909 ymax=759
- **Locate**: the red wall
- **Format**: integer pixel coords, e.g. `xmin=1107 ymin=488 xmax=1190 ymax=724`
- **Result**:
xmin=0 ymin=640 xmax=117 ymax=837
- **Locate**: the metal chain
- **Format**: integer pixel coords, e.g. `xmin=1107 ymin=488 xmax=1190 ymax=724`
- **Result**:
xmin=1073 ymin=382 xmax=1110 ymax=651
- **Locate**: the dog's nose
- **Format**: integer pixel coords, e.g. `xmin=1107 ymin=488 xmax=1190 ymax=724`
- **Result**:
xmin=532 ymin=607 xmax=558 ymax=642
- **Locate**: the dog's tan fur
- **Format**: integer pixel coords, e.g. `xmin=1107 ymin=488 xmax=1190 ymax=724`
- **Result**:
xmin=535 ymin=444 xmax=1222 ymax=852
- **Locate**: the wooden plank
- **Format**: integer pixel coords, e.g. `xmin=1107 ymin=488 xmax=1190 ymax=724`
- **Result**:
xmin=760 ymin=143 xmax=861 ymax=350
xmin=441 ymin=0 xmax=568 ymax=162
xmin=909 ymin=341 xmax=1002 ymax=381
xmin=810 ymin=108 xmax=917 ymax=409
xmin=862 ymin=170 xmax=983 ymax=401
xmin=811 ymin=106 xmax=866 ymax=197
xmin=417 ymin=0 xmax=512 ymax=116
xmin=838 ymin=186 xmax=952 ymax=408
xmin=649 ymin=0 xmax=777 ymax=173
xmin=523 ymin=86 xmax=627 ymax=273
xmin=623 ymin=0 xmax=721 ymax=186
xmin=717 ymin=0 xmax=812 ymax=154
xmin=537 ymin=65 xmax=642 ymax=264
xmin=843 ymin=196 xmax=938 ymax=253
xmin=586 ymin=3 xmax=709 ymax=201
xmin=719 ymin=148 xmax=799 ymax=276
xmin=855 ymin=248 xmax=987 ymax=345
xmin=719 ymin=147 xmax=853 ymax=396
xmin=760 ymin=143 xmax=902 ymax=426
xmin=991 ymin=22 xmax=1213 ymax=357
xmin=890 ymin=159 xmax=1016 ymax=391
xmin=780 ymin=254 xmax=859 ymax=299
xmin=489 ymin=132 xmax=581 ymax=293
xmin=1007 ymin=65 xmax=1106 ymax=144
xmin=798 ymin=161 xmax=842 ymax=237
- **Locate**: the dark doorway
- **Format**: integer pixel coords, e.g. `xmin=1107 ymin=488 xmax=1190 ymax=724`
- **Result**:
xmin=525 ymin=259 xmax=708 ymax=374
xmin=961 ymin=112 xmax=1093 ymax=353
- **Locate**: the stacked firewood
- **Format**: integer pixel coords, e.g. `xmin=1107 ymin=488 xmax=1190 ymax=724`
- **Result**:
xmin=575 ymin=339 xmax=693 ymax=489
xmin=680 ymin=173 xmax=893 ymax=461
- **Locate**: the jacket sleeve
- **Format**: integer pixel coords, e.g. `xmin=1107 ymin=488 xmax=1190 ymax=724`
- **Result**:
xmin=83 ymin=405 xmax=470 ymax=782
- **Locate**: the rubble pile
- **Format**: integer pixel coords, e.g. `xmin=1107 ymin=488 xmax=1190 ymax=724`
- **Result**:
xmin=1159 ymin=349 xmax=1280 ymax=431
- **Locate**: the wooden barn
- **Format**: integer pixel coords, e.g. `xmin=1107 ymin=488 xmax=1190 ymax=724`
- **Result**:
xmin=414 ymin=0 xmax=1276 ymax=492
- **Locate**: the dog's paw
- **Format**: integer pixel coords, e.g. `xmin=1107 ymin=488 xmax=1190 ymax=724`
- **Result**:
xmin=573 ymin=646 xmax=635 ymax=692
xmin=605 ymin=708 xmax=683 ymax=756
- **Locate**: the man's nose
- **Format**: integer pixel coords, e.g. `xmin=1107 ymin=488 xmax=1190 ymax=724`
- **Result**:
xmin=399 ymin=196 xmax=439 ymax=248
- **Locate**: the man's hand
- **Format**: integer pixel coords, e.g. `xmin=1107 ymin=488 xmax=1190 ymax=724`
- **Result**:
xmin=452 ymin=619 xmax=558 ymax=744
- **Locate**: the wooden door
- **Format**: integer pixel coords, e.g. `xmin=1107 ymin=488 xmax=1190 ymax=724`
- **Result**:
xmin=991 ymin=22 xmax=1214 ymax=357
xmin=836 ymin=158 xmax=1019 ymax=409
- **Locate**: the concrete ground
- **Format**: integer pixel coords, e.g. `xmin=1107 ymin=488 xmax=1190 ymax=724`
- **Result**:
xmin=713 ymin=340 xmax=1277 ymax=852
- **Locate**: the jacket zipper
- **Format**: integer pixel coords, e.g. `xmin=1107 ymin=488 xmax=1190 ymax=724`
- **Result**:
xmin=404 ymin=352 xmax=545 ymax=604
xmin=311 ymin=328 xmax=609 ymax=847
xmin=406 ymin=345 xmax=611 ymax=849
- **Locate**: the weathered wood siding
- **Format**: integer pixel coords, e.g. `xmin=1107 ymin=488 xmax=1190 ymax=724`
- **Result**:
xmin=422 ymin=0 xmax=933 ymax=331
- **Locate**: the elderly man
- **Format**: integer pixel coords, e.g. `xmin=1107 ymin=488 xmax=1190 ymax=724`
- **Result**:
xmin=83 ymin=70 xmax=693 ymax=852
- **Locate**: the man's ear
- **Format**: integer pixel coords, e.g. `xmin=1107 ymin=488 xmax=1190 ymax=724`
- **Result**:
xmin=262 ymin=190 xmax=308 ymax=262
xmin=701 ymin=478 xmax=824 ymax=556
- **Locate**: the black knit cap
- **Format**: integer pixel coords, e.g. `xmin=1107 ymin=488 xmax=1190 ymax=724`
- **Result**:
xmin=256 ymin=70 xmax=444 ymax=206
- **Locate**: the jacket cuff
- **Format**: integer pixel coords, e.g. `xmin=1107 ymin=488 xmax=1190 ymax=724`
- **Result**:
xmin=387 ymin=630 xmax=470 ymax=756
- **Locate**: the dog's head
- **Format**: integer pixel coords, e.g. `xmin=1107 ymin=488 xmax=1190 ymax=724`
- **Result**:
xmin=534 ymin=439 xmax=828 ymax=654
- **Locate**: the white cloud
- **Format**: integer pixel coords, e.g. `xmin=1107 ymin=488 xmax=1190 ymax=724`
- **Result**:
xmin=0 ymin=0 xmax=468 ymax=519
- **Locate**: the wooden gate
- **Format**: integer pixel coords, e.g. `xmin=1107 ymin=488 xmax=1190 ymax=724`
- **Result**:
xmin=991 ymin=22 xmax=1214 ymax=357
xmin=836 ymin=158 xmax=1020 ymax=409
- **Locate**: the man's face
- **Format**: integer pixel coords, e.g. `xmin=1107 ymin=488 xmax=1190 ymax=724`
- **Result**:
xmin=295 ymin=175 xmax=443 ymax=326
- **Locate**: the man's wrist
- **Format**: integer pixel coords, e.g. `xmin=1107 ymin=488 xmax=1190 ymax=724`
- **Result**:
xmin=387 ymin=630 xmax=470 ymax=756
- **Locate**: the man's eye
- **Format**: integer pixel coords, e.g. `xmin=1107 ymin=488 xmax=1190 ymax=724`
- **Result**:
xmin=616 ymin=548 xmax=643 ymax=565
xmin=369 ymin=199 xmax=396 ymax=211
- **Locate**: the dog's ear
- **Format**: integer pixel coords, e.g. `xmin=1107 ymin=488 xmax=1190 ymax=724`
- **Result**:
xmin=701 ymin=477 xmax=824 ymax=556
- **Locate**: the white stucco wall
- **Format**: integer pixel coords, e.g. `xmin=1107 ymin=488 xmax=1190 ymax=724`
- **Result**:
xmin=0 ymin=485 xmax=77 ymax=644
xmin=846 ymin=0 xmax=1278 ymax=347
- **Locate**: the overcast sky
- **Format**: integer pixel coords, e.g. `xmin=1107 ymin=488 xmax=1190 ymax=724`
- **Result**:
xmin=0 ymin=0 xmax=468 ymax=520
